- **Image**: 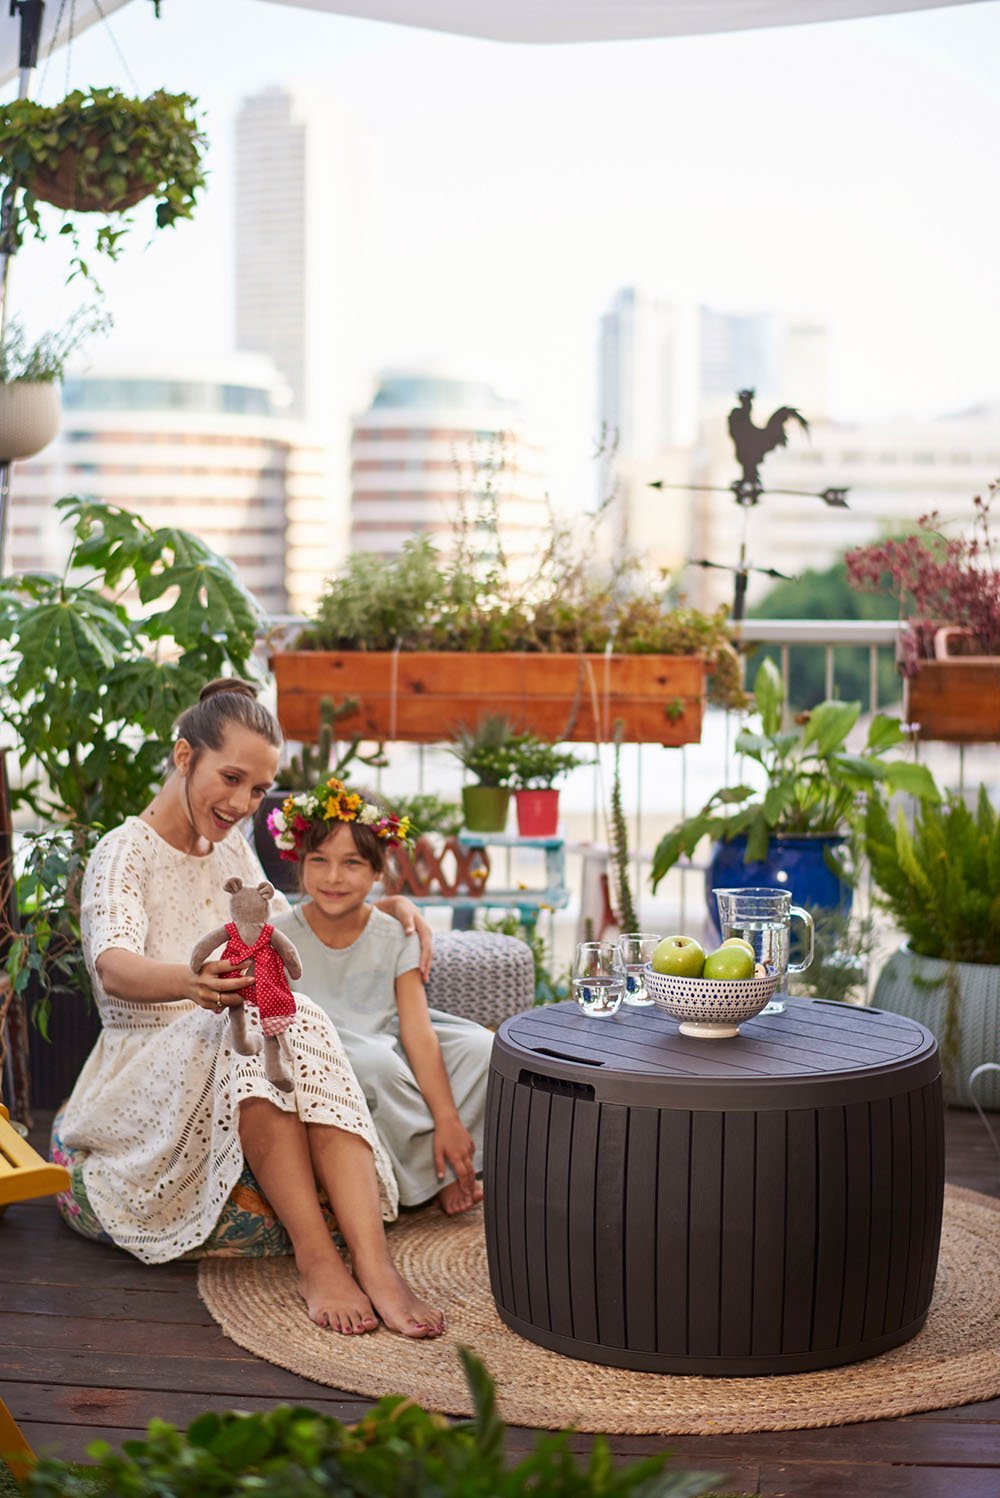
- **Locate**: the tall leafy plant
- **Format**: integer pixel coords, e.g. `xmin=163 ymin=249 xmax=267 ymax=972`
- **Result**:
xmin=0 ymin=495 xmax=260 ymax=827
xmin=651 ymin=658 xmax=939 ymax=887
xmin=0 ymin=496 xmax=261 ymax=1028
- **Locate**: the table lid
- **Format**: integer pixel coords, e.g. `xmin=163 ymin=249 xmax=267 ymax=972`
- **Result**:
xmin=494 ymin=997 xmax=940 ymax=1110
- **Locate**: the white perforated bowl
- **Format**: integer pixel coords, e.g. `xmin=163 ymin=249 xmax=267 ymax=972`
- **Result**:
xmin=644 ymin=964 xmax=779 ymax=1038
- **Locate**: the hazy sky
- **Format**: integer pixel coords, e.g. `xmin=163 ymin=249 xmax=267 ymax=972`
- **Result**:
xmin=7 ymin=0 xmax=999 ymax=506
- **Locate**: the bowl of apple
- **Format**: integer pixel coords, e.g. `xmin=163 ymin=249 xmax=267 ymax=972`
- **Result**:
xmin=644 ymin=934 xmax=779 ymax=1038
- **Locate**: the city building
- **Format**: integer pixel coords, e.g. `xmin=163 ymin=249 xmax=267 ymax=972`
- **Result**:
xmin=350 ymin=368 xmax=551 ymax=577
xmin=234 ymin=85 xmax=365 ymax=515
xmin=10 ymin=354 xmax=335 ymax=618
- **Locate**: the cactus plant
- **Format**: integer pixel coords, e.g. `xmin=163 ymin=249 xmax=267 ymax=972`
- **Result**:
xmin=281 ymin=696 xmax=388 ymax=788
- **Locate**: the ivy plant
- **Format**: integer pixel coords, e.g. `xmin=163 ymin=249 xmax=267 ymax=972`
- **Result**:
xmin=0 ymin=87 xmax=207 ymax=284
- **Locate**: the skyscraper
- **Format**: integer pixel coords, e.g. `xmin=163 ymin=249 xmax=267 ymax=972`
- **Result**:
xmin=234 ymin=85 xmax=365 ymax=520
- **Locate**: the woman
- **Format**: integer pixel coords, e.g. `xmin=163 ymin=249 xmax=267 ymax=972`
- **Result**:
xmin=59 ymin=679 xmax=442 ymax=1339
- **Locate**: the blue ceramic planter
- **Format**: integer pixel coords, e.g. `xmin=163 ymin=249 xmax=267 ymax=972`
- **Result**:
xmin=706 ymin=834 xmax=852 ymax=938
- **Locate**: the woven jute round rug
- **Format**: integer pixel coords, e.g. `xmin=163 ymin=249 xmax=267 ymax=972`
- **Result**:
xmin=198 ymin=1184 xmax=1000 ymax=1434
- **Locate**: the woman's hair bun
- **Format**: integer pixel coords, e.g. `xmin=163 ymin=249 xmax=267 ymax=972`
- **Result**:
xmin=198 ymin=678 xmax=259 ymax=704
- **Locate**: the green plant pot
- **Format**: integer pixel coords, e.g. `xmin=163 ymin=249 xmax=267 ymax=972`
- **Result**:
xmin=872 ymin=944 xmax=1000 ymax=1109
xmin=461 ymin=785 xmax=510 ymax=833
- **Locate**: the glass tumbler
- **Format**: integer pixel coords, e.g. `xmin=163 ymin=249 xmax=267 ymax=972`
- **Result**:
xmin=617 ymin=932 xmax=662 ymax=1007
xmin=713 ymin=886 xmax=814 ymax=1015
xmin=573 ymin=941 xmax=625 ymax=1018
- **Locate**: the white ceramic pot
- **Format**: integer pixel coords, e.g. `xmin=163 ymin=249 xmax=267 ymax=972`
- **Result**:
xmin=0 ymin=381 xmax=61 ymax=461
xmin=872 ymin=944 xmax=1000 ymax=1109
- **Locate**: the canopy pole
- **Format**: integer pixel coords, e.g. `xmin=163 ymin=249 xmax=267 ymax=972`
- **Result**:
xmin=0 ymin=1 xmax=44 ymax=573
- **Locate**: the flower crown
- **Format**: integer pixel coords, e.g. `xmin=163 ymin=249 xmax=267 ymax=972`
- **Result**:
xmin=267 ymin=777 xmax=414 ymax=863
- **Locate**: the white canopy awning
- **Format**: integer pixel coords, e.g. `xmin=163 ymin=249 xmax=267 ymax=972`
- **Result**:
xmin=0 ymin=0 xmax=986 ymax=86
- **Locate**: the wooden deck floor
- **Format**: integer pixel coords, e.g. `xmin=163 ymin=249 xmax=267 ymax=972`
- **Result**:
xmin=2 ymin=1108 xmax=998 ymax=1497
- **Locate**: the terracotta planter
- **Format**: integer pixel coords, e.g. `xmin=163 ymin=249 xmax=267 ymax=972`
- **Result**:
xmin=905 ymin=660 xmax=1000 ymax=743
xmin=0 ymin=382 xmax=61 ymax=462
xmin=515 ymin=788 xmax=559 ymax=837
xmin=271 ymin=651 xmax=706 ymax=746
xmin=461 ymin=785 xmax=510 ymax=833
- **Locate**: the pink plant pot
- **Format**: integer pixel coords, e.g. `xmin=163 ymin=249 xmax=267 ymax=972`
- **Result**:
xmin=515 ymin=789 xmax=559 ymax=837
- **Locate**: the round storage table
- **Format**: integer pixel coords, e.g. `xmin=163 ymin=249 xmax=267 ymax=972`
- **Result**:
xmin=484 ymin=997 xmax=944 ymax=1375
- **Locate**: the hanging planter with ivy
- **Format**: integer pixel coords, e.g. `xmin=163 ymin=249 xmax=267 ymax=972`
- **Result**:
xmin=0 ymin=86 xmax=207 ymax=276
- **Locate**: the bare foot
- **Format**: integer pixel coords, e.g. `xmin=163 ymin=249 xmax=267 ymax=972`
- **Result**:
xmin=297 ymin=1253 xmax=379 ymax=1335
xmin=355 ymin=1259 xmax=445 ymax=1339
xmin=438 ymin=1178 xmax=484 ymax=1216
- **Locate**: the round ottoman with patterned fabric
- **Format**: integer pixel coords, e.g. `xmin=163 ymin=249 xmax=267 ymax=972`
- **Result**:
xmin=424 ymin=930 xmax=535 ymax=1029
xmin=50 ymin=1107 xmax=338 ymax=1259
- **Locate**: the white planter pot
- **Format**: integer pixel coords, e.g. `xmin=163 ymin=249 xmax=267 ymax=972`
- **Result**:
xmin=0 ymin=381 xmax=61 ymax=462
xmin=872 ymin=944 xmax=1000 ymax=1109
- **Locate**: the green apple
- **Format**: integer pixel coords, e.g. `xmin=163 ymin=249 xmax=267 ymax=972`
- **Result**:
xmin=720 ymin=937 xmax=755 ymax=959
xmin=651 ymin=935 xmax=705 ymax=978
xmin=703 ymin=944 xmax=756 ymax=981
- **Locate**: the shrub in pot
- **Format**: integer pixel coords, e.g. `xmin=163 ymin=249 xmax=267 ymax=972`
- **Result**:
xmin=650 ymin=657 xmax=940 ymax=934
xmin=507 ymin=735 xmax=583 ymax=837
xmin=866 ymin=787 xmax=1000 ymax=1109
xmin=450 ymin=714 xmax=518 ymax=832
xmin=846 ymin=486 xmax=1000 ymax=742
xmin=0 ymin=496 xmax=261 ymax=1109
xmin=272 ymin=527 xmax=747 ymax=748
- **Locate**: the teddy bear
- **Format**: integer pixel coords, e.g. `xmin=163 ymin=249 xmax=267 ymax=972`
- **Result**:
xmin=190 ymin=877 xmax=302 ymax=1094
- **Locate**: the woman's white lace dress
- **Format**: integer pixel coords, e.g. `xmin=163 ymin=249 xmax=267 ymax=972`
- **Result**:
xmin=58 ymin=817 xmax=398 ymax=1265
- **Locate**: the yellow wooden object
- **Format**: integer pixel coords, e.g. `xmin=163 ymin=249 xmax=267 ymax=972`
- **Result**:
xmin=0 ymin=1104 xmax=70 ymax=1207
xmin=0 ymin=1102 xmax=71 ymax=1481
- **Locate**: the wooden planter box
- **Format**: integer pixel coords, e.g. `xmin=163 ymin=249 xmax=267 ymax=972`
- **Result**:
xmin=905 ymin=660 xmax=1000 ymax=743
xmin=271 ymin=651 xmax=706 ymax=745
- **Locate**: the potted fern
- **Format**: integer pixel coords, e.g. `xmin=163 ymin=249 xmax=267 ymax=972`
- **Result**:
xmin=866 ymin=787 xmax=1000 ymax=1109
xmin=450 ymin=715 xmax=519 ymax=833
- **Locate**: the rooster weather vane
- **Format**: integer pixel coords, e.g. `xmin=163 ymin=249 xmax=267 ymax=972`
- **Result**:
xmin=650 ymin=388 xmax=849 ymax=621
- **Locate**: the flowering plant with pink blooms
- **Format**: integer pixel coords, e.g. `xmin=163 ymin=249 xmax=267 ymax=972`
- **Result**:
xmin=266 ymin=777 xmax=414 ymax=863
xmin=845 ymin=485 xmax=1000 ymax=676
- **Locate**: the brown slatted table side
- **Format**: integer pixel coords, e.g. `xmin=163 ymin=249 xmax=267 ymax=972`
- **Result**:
xmin=484 ymin=997 xmax=945 ymax=1375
